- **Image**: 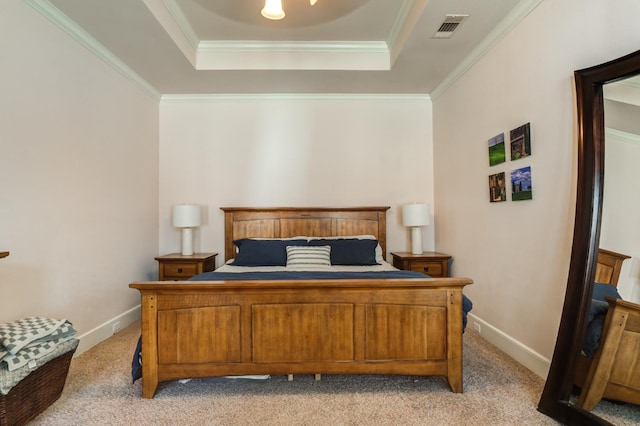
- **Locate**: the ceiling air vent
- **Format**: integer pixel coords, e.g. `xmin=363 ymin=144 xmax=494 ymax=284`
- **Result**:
xmin=432 ymin=14 xmax=468 ymax=39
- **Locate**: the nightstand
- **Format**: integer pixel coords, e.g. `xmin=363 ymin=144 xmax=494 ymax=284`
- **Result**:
xmin=390 ymin=252 xmax=452 ymax=278
xmin=155 ymin=253 xmax=217 ymax=281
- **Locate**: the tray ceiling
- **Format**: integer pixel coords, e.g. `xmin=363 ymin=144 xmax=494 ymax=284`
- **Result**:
xmin=35 ymin=0 xmax=534 ymax=97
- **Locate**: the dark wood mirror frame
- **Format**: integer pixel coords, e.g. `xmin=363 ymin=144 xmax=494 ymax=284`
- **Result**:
xmin=537 ymin=49 xmax=640 ymax=425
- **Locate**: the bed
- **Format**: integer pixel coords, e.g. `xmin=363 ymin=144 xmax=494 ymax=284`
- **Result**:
xmin=129 ymin=206 xmax=473 ymax=399
xmin=574 ymin=248 xmax=640 ymax=410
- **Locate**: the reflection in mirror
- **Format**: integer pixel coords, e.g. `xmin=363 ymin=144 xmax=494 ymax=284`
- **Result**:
xmin=583 ymin=77 xmax=640 ymax=421
xmin=601 ymin=77 xmax=640 ymax=304
xmin=538 ymin=49 xmax=640 ymax=426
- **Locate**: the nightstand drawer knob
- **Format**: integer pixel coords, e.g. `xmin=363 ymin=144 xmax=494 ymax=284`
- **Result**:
xmin=177 ymin=268 xmax=183 ymax=273
xmin=423 ymin=267 xmax=430 ymax=272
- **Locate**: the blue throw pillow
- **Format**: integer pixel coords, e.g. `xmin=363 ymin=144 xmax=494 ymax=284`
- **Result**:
xmin=308 ymin=238 xmax=379 ymax=265
xmin=592 ymin=281 xmax=622 ymax=302
xmin=232 ymin=239 xmax=308 ymax=266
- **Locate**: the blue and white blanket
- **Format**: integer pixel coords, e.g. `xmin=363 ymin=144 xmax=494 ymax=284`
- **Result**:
xmin=0 ymin=338 xmax=78 ymax=395
xmin=0 ymin=317 xmax=77 ymax=371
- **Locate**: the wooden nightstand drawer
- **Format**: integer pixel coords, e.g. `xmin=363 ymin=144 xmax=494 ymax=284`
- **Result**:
xmin=390 ymin=251 xmax=451 ymax=278
xmin=155 ymin=253 xmax=218 ymax=281
xmin=408 ymin=261 xmax=444 ymax=276
xmin=162 ymin=263 xmax=198 ymax=279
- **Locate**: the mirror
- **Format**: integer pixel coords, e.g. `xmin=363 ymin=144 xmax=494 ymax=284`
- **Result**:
xmin=587 ymin=77 xmax=640 ymax=422
xmin=537 ymin=49 xmax=640 ymax=425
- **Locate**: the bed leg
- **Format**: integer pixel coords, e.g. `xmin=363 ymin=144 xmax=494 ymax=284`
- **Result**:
xmin=142 ymin=375 xmax=159 ymax=399
xmin=315 ymin=374 xmax=321 ymax=381
xmin=287 ymin=374 xmax=294 ymax=381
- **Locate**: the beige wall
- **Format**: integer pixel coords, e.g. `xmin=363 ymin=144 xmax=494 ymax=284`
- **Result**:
xmin=158 ymin=97 xmax=434 ymax=262
xmin=433 ymin=0 xmax=640 ymax=364
xmin=0 ymin=1 xmax=159 ymax=345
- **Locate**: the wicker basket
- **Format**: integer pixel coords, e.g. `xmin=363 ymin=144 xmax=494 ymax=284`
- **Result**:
xmin=0 ymin=347 xmax=76 ymax=426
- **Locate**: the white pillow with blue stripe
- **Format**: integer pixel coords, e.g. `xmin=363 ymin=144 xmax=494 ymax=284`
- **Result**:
xmin=286 ymin=245 xmax=331 ymax=268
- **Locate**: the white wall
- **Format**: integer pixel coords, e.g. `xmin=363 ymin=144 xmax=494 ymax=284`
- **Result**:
xmin=433 ymin=0 xmax=640 ymax=371
xmin=0 ymin=1 xmax=159 ymax=350
xmin=158 ymin=96 xmax=434 ymax=261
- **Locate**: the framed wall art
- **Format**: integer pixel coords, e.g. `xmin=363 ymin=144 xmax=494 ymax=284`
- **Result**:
xmin=488 ymin=133 xmax=506 ymax=166
xmin=511 ymin=166 xmax=533 ymax=201
xmin=489 ymin=172 xmax=507 ymax=203
xmin=510 ymin=122 xmax=531 ymax=161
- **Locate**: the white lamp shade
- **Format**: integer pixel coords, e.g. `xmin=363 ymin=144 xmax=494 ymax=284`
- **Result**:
xmin=173 ymin=204 xmax=201 ymax=228
xmin=402 ymin=203 xmax=430 ymax=227
xmin=261 ymin=0 xmax=285 ymax=20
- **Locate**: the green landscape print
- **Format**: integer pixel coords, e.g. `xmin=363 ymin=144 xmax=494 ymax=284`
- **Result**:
xmin=511 ymin=166 xmax=533 ymax=201
xmin=488 ymin=133 xmax=506 ymax=166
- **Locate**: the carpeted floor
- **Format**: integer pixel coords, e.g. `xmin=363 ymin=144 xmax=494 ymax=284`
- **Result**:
xmin=29 ymin=321 xmax=638 ymax=425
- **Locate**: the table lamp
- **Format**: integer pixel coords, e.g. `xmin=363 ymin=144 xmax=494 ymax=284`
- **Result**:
xmin=402 ymin=203 xmax=429 ymax=255
xmin=173 ymin=204 xmax=201 ymax=255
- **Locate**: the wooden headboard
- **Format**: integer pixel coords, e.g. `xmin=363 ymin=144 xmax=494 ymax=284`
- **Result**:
xmin=220 ymin=207 xmax=390 ymax=262
xmin=596 ymin=248 xmax=631 ymax=286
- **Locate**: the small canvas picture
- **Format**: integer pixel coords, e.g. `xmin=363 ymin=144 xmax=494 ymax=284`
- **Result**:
xmin=510 ymin=122 xmax=531 ymax=161
xmin=489 ymin=172 xmax=506 ymax=203
xmin=488 ymin=133 xmax=506 ymax=166
xmin=511 ymin=166 xmax=533 ymax=201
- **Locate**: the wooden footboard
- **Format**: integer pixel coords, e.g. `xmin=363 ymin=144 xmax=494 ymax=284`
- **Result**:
xmin=574 ymin=248 xmax=639 ymax=410
xmin=130 ymin=277 xmax=472 ymax=398
xmin=576 ymin=297 xmax=640 ymax=410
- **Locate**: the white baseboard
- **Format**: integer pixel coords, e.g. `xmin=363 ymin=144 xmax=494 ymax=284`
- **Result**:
xmin=468 ymin=313 xmax=550 ymax=379
xmin=74 ymin=305 xmax=141 ymax=355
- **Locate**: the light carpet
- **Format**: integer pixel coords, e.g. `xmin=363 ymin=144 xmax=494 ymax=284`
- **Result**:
xmin=29 ymin=322 xmax=638 ymax=425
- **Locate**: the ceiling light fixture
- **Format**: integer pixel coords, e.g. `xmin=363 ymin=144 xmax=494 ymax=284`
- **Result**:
xmin=261 ymin=0 xmax=318 ymax=21
xmin=261 ymin=0 xmax=285 ymax=20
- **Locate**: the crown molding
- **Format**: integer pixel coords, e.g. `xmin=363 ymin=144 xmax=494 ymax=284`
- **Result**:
xmin=429 ymin=0 xmax=544 ymax=101
xmin=161 ymin=0 xmax=200 ymax=49
xmin=161 ymin=93 xmax=431 ymax=103
xmin=26 ymin=0 xmax=161 ymax=100
xmin=605 ymin=76 xmax=640 ymax=106
xmin=198 ymin=41 xmax=388 ymax=53
xmin=141 ymin=0 xmax=198 ymax=67
xmin=196 ymin=40 xmax=390 ymax=70
xmin=606 ymin=128 xmax=640 ymax=145
xmin=386 ymin=0 xmax=427 ymax=66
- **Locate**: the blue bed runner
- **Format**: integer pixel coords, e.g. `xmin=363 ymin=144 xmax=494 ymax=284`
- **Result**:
xmin=192 ymin=269 xmax=450 ymax=281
